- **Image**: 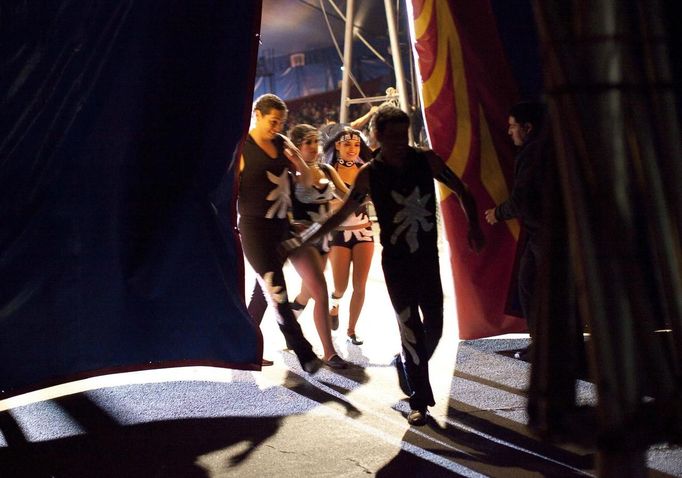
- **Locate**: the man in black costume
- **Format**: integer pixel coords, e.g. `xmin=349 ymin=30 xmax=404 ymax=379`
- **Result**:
xmin=285 ymin=105 xmax=484 ymax=425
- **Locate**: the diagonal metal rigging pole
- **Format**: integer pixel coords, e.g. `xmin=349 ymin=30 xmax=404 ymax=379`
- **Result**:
xmin=338 ymin=0 xmax=411 ymax=124
xmin=384 ymin=0 xmax=410 ymax=114
xmin=339 ymin=0 xmax=355 ymax=124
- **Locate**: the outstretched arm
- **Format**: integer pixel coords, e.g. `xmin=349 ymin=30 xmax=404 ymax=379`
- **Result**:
xmin=425 ymin=151 xmax=485 ymax=252
xmin=321 ymin=163 xmax=350 ymax=198
xmin=282 ymin=166 xmax=371 ymax=253
xmin=349 ymin=105 xmax=379 ymax=130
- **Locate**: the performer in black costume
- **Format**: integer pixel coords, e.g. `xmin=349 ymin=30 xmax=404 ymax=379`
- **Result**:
xmin=239 ymin=94 xmax=347 ymax=373
xmin=284 ymin=106 xmax=485 ymax=424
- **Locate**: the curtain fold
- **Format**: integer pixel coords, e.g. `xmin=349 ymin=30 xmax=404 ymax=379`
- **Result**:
xmin=0 ymin=0 xmax=263 ymax=397
xmin=409 ymin=0 xmax=528 ymax=339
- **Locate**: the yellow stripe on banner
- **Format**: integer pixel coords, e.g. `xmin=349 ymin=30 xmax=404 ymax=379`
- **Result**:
xmin=419 ymin=1 xmax=446 ymax=109
xmin=441 ymin=3 xmax=471 ymax=179
xmin=419 ymin=1 xmax=471 ymax=198
xmin=479 ymin=105 xmax=519 ymax=240
xmin=414 ymin=0 xmax=434 ymax=39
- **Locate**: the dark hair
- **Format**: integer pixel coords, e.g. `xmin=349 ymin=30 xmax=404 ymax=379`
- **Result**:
xmin=322 ymin=126 xmax=371 ymax=164
xmin=253 ymin=93 xmax=287 ymax=115
xmin=372 ymin=105 xmax=410 ymax=135
xmin=288 ymin=124 xmax=319 ymax=147
xmin=509 ymin=101 xmax=545 ymax=129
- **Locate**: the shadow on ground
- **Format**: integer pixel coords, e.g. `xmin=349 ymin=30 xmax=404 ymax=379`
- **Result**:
xmin=0 ymin=394 xmax=282 ymax=478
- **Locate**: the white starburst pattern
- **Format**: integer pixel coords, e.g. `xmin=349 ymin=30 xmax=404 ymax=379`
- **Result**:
xmin=342 ymin=227 xmax=374 ymax=243
xmin=397 ymin=306 xmax=420 ymax=365
xmin=261 ymin=271 xmax=287 ymax=308
xmin=265 ymin=169 xmax=291 ymax=219
xmin=390 ymin=186 xmax=433 ymax=253
xmin=306 ymin=205 xmax=332 ymax=251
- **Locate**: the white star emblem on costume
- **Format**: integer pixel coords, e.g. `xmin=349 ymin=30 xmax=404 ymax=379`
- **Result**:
xmin=306 ymin=204 xmax=328 ymax=224
xmin=265 ymin=169 xmax=291 ymax=219
xmin=261 ymin=271 xmax=287 ymax=307
xmin=397 ymin=307 xmax=419 ymax=365
xmin=390 ymin=186 xmax=433 ymax=253
xmin=306 ymin=205 xmax=332 ymax=251
xmin=342 ymin=228 xmax=374 ymax=242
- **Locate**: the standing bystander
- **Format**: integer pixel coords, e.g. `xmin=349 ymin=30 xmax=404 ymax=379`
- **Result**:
xmin=484 ymin=101 xmax=547 ymax=360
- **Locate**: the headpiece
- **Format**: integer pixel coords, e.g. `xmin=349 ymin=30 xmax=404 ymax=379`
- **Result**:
xmin=321 ymin=127 xmax=371 ymax=165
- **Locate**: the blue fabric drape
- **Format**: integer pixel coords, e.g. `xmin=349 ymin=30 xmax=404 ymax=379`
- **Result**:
xmin=0 ymin=0 xmax=262 ymax=397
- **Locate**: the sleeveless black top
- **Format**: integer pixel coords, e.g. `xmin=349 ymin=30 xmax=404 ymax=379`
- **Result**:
xmin=238 ymin=134 xmax=291 ymax=219
xmin=369 ymin=148 xmax=437 ymax=257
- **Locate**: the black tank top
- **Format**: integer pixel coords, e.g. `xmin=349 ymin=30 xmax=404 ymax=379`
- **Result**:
xmin=369 ymin=148 xmax=437 ymax=257
xmin=238 ymin=134 xmax=292 ymax=219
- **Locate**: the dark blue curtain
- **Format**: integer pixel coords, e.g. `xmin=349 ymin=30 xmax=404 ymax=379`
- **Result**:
xmin=0 ymin=0 xmax=263 ymax=397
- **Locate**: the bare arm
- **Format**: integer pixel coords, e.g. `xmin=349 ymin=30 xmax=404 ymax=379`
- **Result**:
xmin=425 ymin=151 xmax=485 ymax=252
xmin=321 ymin=163 xmax=350 ymax=198
xmin=349 ymin=105 xmax=378 ymax=130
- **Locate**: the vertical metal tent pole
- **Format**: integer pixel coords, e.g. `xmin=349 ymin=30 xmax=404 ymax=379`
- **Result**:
xmin=384 ymin=0 xmax=410 ymax=114
xmin=339 ymin=0 xmax=355 ymax=124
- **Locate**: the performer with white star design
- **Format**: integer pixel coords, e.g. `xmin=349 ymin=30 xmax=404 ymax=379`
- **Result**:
xmin=246 ymin=123 xmax=350 ymax=369
xmin=239 ymin=94 xmax=348 ymax=373
xmin=284 ymin=105 xmax=485 ymax=425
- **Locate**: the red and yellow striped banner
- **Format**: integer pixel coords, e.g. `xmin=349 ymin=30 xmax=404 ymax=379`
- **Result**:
xmin=411 ymin=0 xmax=527 ymax=338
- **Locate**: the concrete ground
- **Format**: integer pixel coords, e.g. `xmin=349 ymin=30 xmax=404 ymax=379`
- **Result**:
xmin=1 ymin=236 xmax=681 ymax=477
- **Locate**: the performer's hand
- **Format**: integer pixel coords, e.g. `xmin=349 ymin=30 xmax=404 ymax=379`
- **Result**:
xmin=280 ymin=134 xmax=304 ymax=168
xmin=283 ymin=146 xmax=303 ymax=166
xmin=484 ymin=208 xmax=498 ymax=225
xmin=467 ymin=224 xmax=485 ymax=253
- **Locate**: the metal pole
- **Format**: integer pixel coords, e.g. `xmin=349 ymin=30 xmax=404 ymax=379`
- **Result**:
xmin=384 ymin=0 xmax=410 ymax=114
xmin=339 ymin=0 xmax=354 ymax=124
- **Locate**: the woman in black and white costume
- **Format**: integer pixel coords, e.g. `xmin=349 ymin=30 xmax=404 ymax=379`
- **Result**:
xmin=288 ymin=124 xmax=349 ymax=317
xmin=323 ymin=127 xmax=375 ymax=345
xmin=239 ymin=94 xmax=347 ymax=371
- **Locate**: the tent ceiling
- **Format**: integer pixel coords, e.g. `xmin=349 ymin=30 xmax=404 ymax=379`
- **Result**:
xmin=260 ymin=0 xmax=391 ymax=56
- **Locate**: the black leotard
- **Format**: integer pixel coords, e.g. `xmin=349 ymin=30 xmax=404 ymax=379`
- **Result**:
xmin=368 ymin=148 xmax=442 ymax=410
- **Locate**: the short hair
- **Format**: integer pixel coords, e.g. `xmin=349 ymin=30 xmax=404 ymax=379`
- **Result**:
xmin=253 ymin=93 xmax=287 ymax=115
xmin=509 ymin=101 xmax=545 ymax=129
xmin=372 ymin=105 xmax=410 ymax=135
xmin=288 ymin=124 xmax=319 ymax=147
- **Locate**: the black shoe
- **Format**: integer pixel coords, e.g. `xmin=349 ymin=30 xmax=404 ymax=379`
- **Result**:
xmin=407 ymin=409 xmax=427 ymax=426
xmin=391 ymin=354 xmax=411 ymax=396
xmin=347 ymin=334 xmax=363 ymax=345
xmin=324 ymin=354 xmax=349 ymax=369
xmin=302 ymin=357 xmax=323 ymax=374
